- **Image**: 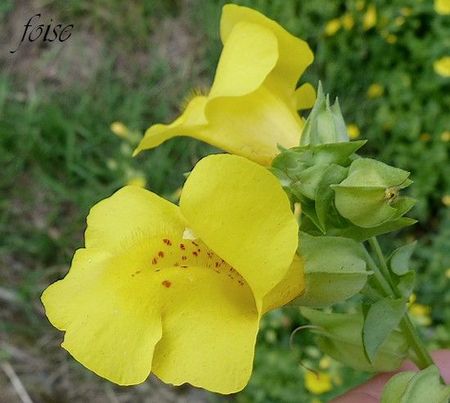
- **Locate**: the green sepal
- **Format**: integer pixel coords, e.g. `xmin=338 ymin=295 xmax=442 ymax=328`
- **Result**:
xmin=362 ymin=297 xmax=407 ymax=363
xmin=389 ymin=241 xmax=417 ymax=275
xmin=315 ymin=164 xmax=349 ymax=231
xmin=290 ymin=233 xmax=369 ymax=307
xmin=381 ymin=365 xmax=450 ymax=403
xmin=332 ymin=158 xmax=414 ymax=228
xmin=328 ymin=217 xmax=417 ymax=241
xmin=300 ymin=308 xmax=409 ymax=372
xmin=336 ymin=158 xmax=411 ymax=188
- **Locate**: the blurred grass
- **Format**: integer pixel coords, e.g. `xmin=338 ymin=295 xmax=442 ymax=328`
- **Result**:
xmin=0 ymin=0 xmax=449 ymax=402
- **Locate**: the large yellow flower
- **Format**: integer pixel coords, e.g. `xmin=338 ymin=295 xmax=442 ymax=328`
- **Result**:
xmin=134 ymin=5 xmax=314 ymax=165
xmin=41 ymin=154 xmax=303 ymax=393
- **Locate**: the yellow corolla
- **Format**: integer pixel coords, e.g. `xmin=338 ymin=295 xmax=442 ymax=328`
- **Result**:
xmin=134 ymin=4 xmax=314 ymax=166
xmin=41 ymin=154 xmax=303 ymax=393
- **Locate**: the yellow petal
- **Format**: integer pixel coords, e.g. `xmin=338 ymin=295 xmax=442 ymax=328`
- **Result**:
xmin=435 ymin=0 xmax=450 ymax=14
xmin=295 ymin=83 xmax=316 ymax=110
xmin=85 ymin=186 xmax=185 ymax=251
xmin=180 ymin=154 xmax=298 ymax=306
xmin=152 ymin=266 xmax=259 ymax=393
xmin=42 ymin=247 xmax=163 ymax=385
xmin=209 ymin=21 xmax=278 ymax=99
xmin=220 ymin=4 xmax=313 ymax=93
xmin=262 ymin=254 xmax=305 ymax=313
xmin=206 ymin=86 xmax=304 ymax=165
xmin=433 ymin=56 xmax=450 ymax=77
xmin=134 ymin=96 xmax=208 ymax=155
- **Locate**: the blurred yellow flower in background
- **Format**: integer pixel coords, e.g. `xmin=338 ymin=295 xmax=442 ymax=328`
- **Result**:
xmin=435 ymin=0 xmax=450 ymax=14
xmin=409 ymin=304 xmax=432 ymax=326
xmin=347 ymin=124 xmax=360 ymax=139
xmin=135 ymin=4 xmax=315 ymax=165
xmin=110 ymin=121 xmax=130 ymax=139
xmin=442 ymin=195 xmax=450 ymax=206
xmin=419 ymin=133 xmax=431 ymax=142
xmin=363 ymin=4 xmax=377 ymax=30
xmin=434 ymin=57 xmax=450 ymax=77
xmin=367 ymin=83 xmax=384 ymax=98
xmin=324 ymin=18 xmax=341 ymax=36
xmin=305 ymin=371 xmax=333 ymax=394
xmin=441 ymin=131 xmax=450 ymax=142
xmin=386 ymin=34 xmax=397 ymax=44
xmin=401 ymin=7 xmax=413 ymax=16
xmin=341 ymin=13 xmax=355 ymax=30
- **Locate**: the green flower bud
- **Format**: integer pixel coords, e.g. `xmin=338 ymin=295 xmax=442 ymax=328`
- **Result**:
xmin=300 ymin=82 xmax=349 ymax=146
xmin=332 ymin=158 xmax=415 ymax=228
xmin=301 ymin=308 xmax=409 ymax=372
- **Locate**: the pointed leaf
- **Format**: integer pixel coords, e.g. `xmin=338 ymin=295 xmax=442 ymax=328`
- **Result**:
xmin=390 ymin=242 xmax=417 ymax=275
xmin=363 ymin=297 xmax=406 ymax=363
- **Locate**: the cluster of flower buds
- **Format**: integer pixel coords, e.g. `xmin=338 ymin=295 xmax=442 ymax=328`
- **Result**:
xmin=272 ymin=84 xmax=416 ymax=242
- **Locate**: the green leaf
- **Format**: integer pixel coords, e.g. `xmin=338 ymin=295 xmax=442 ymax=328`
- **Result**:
xmin=300 ymin=308 xmax=408 ymax=372
xmin=396 ymin=271 xmax=416 ymax=298
xmin=291 ymin=233 xmax=369 ymax=306
xmin=362 ymin=297 xmax=406 ymax=363
xmin=381 ymin=366 xmax=450 ymax=403
xmin=390 ymin=241 xmax=417 ymax=275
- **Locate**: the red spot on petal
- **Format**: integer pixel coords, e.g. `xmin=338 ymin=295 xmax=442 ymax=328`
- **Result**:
xmin=158 ymin=251 xmax=164 ymax=258
xmin=162 ymin=280 xmax=171 ymax=288
xmin=180 ymin=243 xmax=185 ymax=250
xmin=193 ymin=251 xmax=198 ymax=257
xmin=191 ymin=241 xmax=199 ymax=246
xmin=163 ymin=239 xmax=172 ymax=246
xmin=152 ymin=258 xmax=158 ymax=265
xmin=182 ymin=256 xmax=187 ymax=261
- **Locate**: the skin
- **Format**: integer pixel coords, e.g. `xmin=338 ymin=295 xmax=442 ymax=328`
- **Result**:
xmin=332 ymin=350 xmax=450 ymax=402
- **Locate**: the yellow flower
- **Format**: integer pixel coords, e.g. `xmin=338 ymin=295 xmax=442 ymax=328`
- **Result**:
xmin=419 ymin=133 xmax=431 ymax=142
xmin=409 ymin=303 xmax=432 ymax=327
xmin=435 ymin=0 xmax=450 ymax=14
xmin=41 ymin=154 xmax=303 ymax=393
xmin=356 ymin=1 xmax=365 ymax=11
xmin=347 ymin=124 xmax=360 ymax=139
xmin=400 ymin=7 xmax=413 ymax=16
xmin=110 ymin=121 xmax=130 ymax=139
xmin=442 ymin=195 xmax=450 ymax=206
xmin=305 ymin=371 xmax=333 ymax=395
xmin=325 ymin=18 xmax=341 ymax=36
xmin=395 ymin=16 xmax=405 ymax=27
xmin=363 ymin=4 xmax=377 ymax=30
xmin=433 ymin=57 xmax=450 ymax=77
xmin=446 ymin=268 xmax=450 ymax=278
xmin=386 ymin=34 xmax=398 ymax=44
xmin=134 ymin=5 xmax=315 ymax=165
xmin=341 ymin=13 xmax=355 ymax=30
xmin=367 ymin=83 xmax=384 ymax=98
xmin=441 ymin=131 xmax=450 ymax=142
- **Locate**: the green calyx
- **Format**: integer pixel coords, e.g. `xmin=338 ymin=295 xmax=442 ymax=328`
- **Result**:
xmin=332 ymin=158 xmax=415 ymax=228
xmin=272 ymin=83 xmax=417 ymax=240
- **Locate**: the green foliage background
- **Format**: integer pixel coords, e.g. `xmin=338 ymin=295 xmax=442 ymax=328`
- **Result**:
xmin=0 ymin=0 xmax=448 ymax=402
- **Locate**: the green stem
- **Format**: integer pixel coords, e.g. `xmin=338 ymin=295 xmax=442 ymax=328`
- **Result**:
xmin=367 ymin=237 xmax=435 ymax=371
